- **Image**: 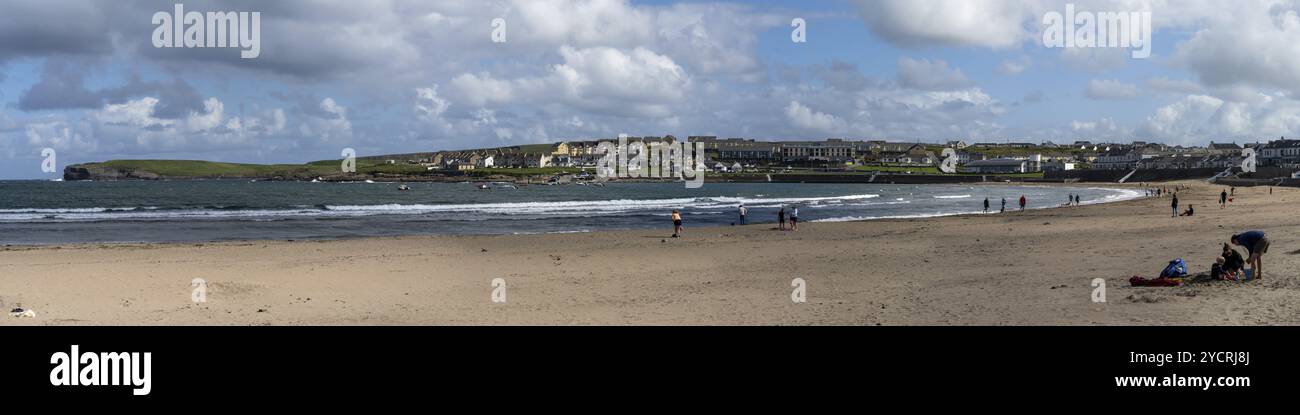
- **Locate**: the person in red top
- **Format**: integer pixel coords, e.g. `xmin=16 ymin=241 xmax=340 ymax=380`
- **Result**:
xmin=1018 ymin=195 xmax=1026 ymax=212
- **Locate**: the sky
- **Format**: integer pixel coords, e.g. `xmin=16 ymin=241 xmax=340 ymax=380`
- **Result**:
xmin=3 ymin=0 xmax=1300 ymax=178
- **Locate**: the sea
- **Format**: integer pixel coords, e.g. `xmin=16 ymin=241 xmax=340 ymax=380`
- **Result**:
xmin=0 ymin=180 xmax=1143 ymax=245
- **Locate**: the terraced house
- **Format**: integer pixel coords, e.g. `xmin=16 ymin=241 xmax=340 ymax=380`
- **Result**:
xmin=1258 ymin=138 xmax=1300 ymax=167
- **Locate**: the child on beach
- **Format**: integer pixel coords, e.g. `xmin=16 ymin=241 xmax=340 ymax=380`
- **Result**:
xmin=738 ymin=204 xmax=747 ymax=225
xmin=1218 ymin=243 xmax=1246 ymax=280
xmin=1230 ymin=230 xmax=1269 ymax=280
xmin=1220 ymin=189 xmax=1228 ymax=209
xmin=671 ymin=210 xmax=683 ymax=238
xmin=777 ymin=207 xmax=786 ymax=230
xmin=983 ymin=197 xmax=990 ymax=213
xmin=1018 ymin=195 xmax=1026 ymax=212
xmin=1000 ymin=197 xmax=1006 ymax=213
xmin=1171 ymin=194 xmax=1179 ymax=217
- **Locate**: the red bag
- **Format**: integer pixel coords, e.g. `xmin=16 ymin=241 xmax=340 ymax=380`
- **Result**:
xmin=1129 ymin=275 xmax=1182 ymax=287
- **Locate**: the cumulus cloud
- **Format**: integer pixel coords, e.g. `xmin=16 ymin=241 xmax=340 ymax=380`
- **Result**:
xmin=414 ymin=85 xmax=451 ymax=121
xmin=25 ymin=120 xmax=95 ymax=152
xmin=450 ymin=46 xmax=689 ymax=118
xmin=1085 ymin=79 xmax=1140 ymax=100
xmin=1141 ymin=93 xmax=1300 ymax=144
xmin=897 ymin=58 xmax=972 ymax=91
xmin=1174 ymin=1 xmax=1300 ymax=95
xmin=997 ymin=56 xmax=1032 ymax=76
xmin=785 ymin=101 xmax=846 ymax=133
xmin=855 ymin=0 xmax=1036 ymax=48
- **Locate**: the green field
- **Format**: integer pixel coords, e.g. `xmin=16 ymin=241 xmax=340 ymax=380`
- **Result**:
xmin=76 ymin=159 xmax=431 ymax=178
xmin=854 ymin=165 xmax=941 ymax=174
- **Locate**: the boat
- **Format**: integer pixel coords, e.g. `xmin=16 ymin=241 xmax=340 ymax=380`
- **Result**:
xmin=397 ymin=184 xmax=411 ymax=191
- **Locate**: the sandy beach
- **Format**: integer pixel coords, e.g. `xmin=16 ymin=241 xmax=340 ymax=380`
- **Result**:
xmin=1 ymin=181 xmax=1295 ymax=325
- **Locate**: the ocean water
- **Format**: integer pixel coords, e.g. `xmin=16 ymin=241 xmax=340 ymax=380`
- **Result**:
xmin=0 ymin=180 xmax=1142 ymax=244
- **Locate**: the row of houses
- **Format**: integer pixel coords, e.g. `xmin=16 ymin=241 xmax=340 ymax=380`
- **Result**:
xmin=413 ymin=136 xmax=1300 ymax=172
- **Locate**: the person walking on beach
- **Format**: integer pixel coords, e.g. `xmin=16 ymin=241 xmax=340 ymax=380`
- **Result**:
xmin=1075 ymin=194 xmax=1081 ymax=205
xmin=1231 ymin=230 xmax=1269 ymax=280
xmin=1067 ymin=193 xmax=1073 ymax=207
xmin=738 ymin=204 xmax=747 ymax=225
xmin=1018 ymin=195 xmax=1026 ymax=212
xmin=1220 ymin=189 xmax=1228 ymax=209
xmin=790 ymin=205 xmax=800 ymax=231
xmin=1000 ymin=197 xmax=1006 ymax=213
xmin=983 ymin=197 xmax=990 ymax=213
xmin=671 ymin=210 xmax=683 ymax=238
xmin=777 ymin=206 xmax=786 ymax=230
xmin=1171 ymin=194 xmax=1179 ymax=217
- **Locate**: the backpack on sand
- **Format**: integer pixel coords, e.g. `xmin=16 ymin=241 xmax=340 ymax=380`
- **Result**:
xmin=1159 ymin=258 xmax=1188 ymax=279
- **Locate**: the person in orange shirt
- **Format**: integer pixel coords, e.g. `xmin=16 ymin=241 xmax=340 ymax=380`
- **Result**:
xmin=671 ymin=210 xmax=683 ymax=238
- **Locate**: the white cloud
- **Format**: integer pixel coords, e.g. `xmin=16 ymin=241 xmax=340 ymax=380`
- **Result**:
xmin=855 ymin=0 xmax=1036 ymax=48
xmin=25 ymin=120 xmax=95 ymax=152
xmin=1174 ymin=1 xmax=1300 ymax=95
xmin=1085 ymin=79 xmax=1140 ymax=100
xmin=415 ymin=85 xmax=451 ymax=120
xmin=897 ymin=57 xmax=971 ymax=90
xmin=1141 ymin=93 xmax=1300 ymax=144
xmin=785 ymin=101 xmax=846 ymax=133
xmin=450 ymin=46 xmax=689 ymax=118
xmin=997 ymin=56 xmax=1031 ymax=75
xmin=1146 ymin=77 xmax=1204 ymax=95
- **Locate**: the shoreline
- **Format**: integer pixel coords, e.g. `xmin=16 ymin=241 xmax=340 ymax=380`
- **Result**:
xmin=4 ymin=180 xmax=1295 ymax=326
xmin=2 ymin=183 xmax=1145 ymax=250
xmin=1 ymin=181 xmax=1144 ymax=247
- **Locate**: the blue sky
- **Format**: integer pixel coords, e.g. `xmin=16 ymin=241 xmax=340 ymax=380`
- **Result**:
xmin=3 ymin=0 xmax=1300 ymax=178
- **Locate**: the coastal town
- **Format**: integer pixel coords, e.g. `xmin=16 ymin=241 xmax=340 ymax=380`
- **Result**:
xmin=380 ymin=135 xmax=1300 ymax=177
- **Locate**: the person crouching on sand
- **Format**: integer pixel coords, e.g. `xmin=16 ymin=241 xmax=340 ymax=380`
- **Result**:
xmin=1219 ymin=243 xmax=1246 ymax=280
xmin=671 ymin=210 xmax=683 ymax=238
xmin=1230 ymin=230 xmax=1269 ymax=280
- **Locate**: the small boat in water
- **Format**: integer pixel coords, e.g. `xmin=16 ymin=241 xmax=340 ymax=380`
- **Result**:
xmin=397 ymin=184 xmax=411 ymax=191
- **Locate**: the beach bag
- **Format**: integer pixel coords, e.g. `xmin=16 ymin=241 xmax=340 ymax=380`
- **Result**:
xmin=1159 ymin=259 xmax=1188 ymax=279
